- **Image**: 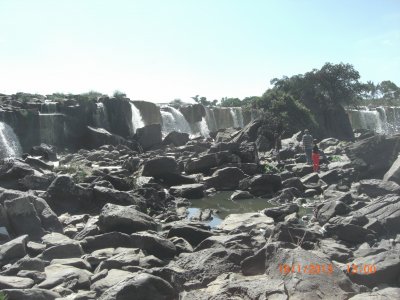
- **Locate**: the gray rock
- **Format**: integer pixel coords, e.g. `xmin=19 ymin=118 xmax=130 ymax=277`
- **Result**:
xmin=241 ymin=243 xmax=360 ymax=299
xmin=93 ymin=186 xmax=137 ymax=207
xmin=80 ymin=232 xmax=133 ymax=253
xmin=317 ymin=238 xmax=353 ymax=263
xmin=169 ymin=184 xmax=204 ymax=199
xmin=204 ymin=167 xmax=247 ymax=190
xmin=348 ymin=249 xmax=400 ymax=288
xmin=136 ymin=124 xmax=163 ymax=150
xmin=263 ymin=203 xmax=299 ymax=222
xmin=349 ymin=287 xmax=400 ymax=299
xmin=98 ymin=203 xmax=157 ymax=234
xmin=163 ymin=131 xmax=189 ymax=147
xmin=0 ymin=274 xmax=34 ymax=289
xmin=141 ymin=156 xmax=179 ymax=178
xmin=38 ymin=264 xmax=92 ymax=290
xmin=357 ymin=179 xmax=400 ymax=198
xmin=239 ymin=174 xmax=282 ymax=196
xmin=217 ymin=212 xmax=274 ymax=233
xmin=41 ymin=243 xmax=83 ymax=261
xmin=130 ymin=232 xmax=176 ymax=259
xmin=230 ymin=190 xmax=253 ymax=201
xmin=99 ymin=273 xmax=175 ymax=300
xmin=1 ymin=288 xmax=60 ymax=300
xmin=316 ymin=200 xmax=351 ymax=225
xmin=383 ymin=154 xmax=400 ymax=185
xmin=91 ymin=269 xmax=134 ymax=296
xmin=0 ymin=235 xmax=27 ymax=267
xmin=167 ymin=225 xmax=213 ymax=247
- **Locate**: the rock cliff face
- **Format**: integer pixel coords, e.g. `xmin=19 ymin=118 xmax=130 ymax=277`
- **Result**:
xmin=132 ymin=100 xmax=161 ymax=126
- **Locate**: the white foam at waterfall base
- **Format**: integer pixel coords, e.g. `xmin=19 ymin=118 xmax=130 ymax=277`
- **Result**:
xmin=160 ymin=106 xmax=192 ymax=136
xmin=0 ymin=122 xmax=22 ymax=159
xmin=130 ymin=103 xmax=145 ymax=134
xmin=192 ymin=117 xmax=210 ymax=138
xmin=347 ymin=108 xmax=387 ymax=134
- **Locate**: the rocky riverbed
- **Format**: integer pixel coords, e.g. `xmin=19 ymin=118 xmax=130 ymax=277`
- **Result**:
xmin=1 ymin=122 xmax=400 ymax=299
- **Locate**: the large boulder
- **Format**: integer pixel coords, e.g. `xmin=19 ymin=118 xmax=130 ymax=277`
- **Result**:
xmin=239 ymin=174 xmax=282 ymax=196
xmin=179 ymin=104 xmax=205 ymax=123
xmin=162 ymin=131 xmax=189 ymax=147
xmin=384 ymin=154 xmax=400 ymax=184
xmin=1 ymin=288 xmax=60 ymax=300
xmin=184 ymin=152 xmax=232 ymax=175
xmin=357 ymin=179 xmax=400 ymax=198
xmin=85 ymin=126 xmax=132 ymax=149
xmin=132 ymin=100 xmax=162 ymax=126
xmin=130 ymin=232 xmax=176 ymax=259
xmin=167 ymin=225 xmax=213 ymax=247
xmin=353 ymin=194 xmax=400 ymax=234
xmin=169 ymin=183 xmax=204 ymax=199
xmin=0 ymin=235 xmax=28 ymax=267
xmin=204 ymin=167 xmax=247 ymax=190
xmin=0 ymin=159 xmax=35 ymax=184
xmin=135 ymin=124 xmax=162 ymax=150
xmin=3 ymin=195 xmax=62 ymax=240
xmin=241 ymin=243 xmax=361 ymax=299
xmin=99 ymin=273 xmax=175 ymax=300
xmin=98 ymin=203 xmax=157 ymax=234
xmin=141 ymin=156 xmax=179 ymax=178
xmin=345 ymin=134 xmax=400 ymax=179
xmin=44 ymin=175 xmax=94 ymax=214
xmin=30 ymin=143 xmax=57 ymax=161
xmin=316 ymin=200 xmax=351 ymax=225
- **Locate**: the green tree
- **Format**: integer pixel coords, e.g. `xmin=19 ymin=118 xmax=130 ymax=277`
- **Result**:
xmin=220 ymin=97 xmax=242 ymax=107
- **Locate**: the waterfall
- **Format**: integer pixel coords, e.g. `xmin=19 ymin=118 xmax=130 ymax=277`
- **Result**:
xmin=205 ymin=107 xmax=218 ymax=132
xmin=41 ymin=101 xmax=57 ymax=113
xmin=0 ymin=122 xmax=22 ymax=159
xmin=130 ymin=102 xmax=145 ymax=134
xmin=160 ymin=106 xmax=192 ymax=136
xmin=94 ymin=102 xmax=110 ymax=129
xmin=230 ymin=107 xmax=244 ymax=128
xmin=346 ymin=106 xmax=400 ymax=134
xmin=39 ymin=113 xmax=65 ymax=145
xmin=192 ymin=117 xmax=210 ymax=138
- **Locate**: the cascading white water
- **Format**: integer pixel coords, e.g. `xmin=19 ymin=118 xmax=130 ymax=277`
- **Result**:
xmin=346 ymin=106 xmax=400 ymax=135
xmin=41 ymin=101 xmax=57 ymax=113
xmin=205 ymin=107 xmax=218 ymax=132
xmin=130 ymin=102 xmax=145 ymax=134
xmin=0 ymin=121 xmax=22 ymax=159
xmin=192 ymin=117 xmax=210 ymax=138
xmin=39 ymin=113 xmax=65 ymax=145
xmin=160 ymin=106 xmax=192 ymax=136
xmin=230 ymin=107 xmax=244 ymax=128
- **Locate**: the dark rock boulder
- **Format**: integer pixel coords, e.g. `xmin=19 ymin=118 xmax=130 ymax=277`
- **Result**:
xmin=167 ymin=225 xmax=213 ymax=247
xmin=184 ymin=151 xmax=232 ymax=175
xmin=98 ymin=203 xmax=157 ymax=234
xmin=30 ymin=143 xmax=57 ymax=161
xmin=85 ymin=126 xmax=133 ymax=149
xmin=141 ymin=156 xmax=179 ymax=178
xmin=345 ymin=134 xmax=400 ymax=179
xmin=130 ymin=232 xmax=176 ymax=259
xmin=0 ymin=235 xmax=28 ymax=267
xmin=179 ymin=104 xmax=205 ymax=123
xmin=44 ymin=175 xmax=94 ymax=214
xmin=239 ymin=174 xmax=282 ymax=196
xmin=357 ymin=179 xmax=400 ymax=198
xmin=316 ymin=200 xmax=351 ymax=225
xmin=132 ymin=100 xmax=162 ymax=126
xmin=0 ymin=159 xmax=34 ymax=182
xmin=102 ymin=97 xmax=132 ymax=138
xmin=353 ymin=194 xmax=400 ymax=234
xmin=163 ymin=131 xmax=189 ymax=147
xmin=1 ymin=288 xmax=60 ymax=300
xmin=99 ymin=273 xmax=175 ymax=300
xmin=135 ymin=124 xmax=162 ymax=150
xmin=169 ymin=184 xmax=204 ymax=199
xmin=204 ymin=167 xmax=247 ymax=190
xmin=263 ymin=203 xmax=299 ymax=222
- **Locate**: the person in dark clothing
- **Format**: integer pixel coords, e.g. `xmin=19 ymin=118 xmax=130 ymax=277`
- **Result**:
xmin=312 ymin=140 xmax=320 ymax=172
xmin=302 ymin=129 xmax=313 ymax=164
xmin=274 ymin=133 xmax=282 ymax=162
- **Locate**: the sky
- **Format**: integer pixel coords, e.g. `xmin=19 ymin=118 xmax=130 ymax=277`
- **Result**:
xmin=0 ymin=0 xmax=399 ymax=103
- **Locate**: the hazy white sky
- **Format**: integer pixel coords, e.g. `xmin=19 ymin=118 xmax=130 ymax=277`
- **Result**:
xmin=0 ymin=0 xmax=399 ymax=103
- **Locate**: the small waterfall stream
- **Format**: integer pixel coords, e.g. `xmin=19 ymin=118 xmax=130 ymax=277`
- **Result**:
xmin=130 ymin=102 xmax=145 ymax=134
xmin=160 ymin=106 xmax=192 ymax=136
xmin=230 ymin=107 xmax=244 ymax=128
xmin=39 ymin=113 xmax=65 ymax=146
xmin=347 ymin=106 xmax=400 ymax=135
xmin=94 ymin=102 xmax=110 ymax=129
xmin=0 ymin=122 xmax=22 ymax=159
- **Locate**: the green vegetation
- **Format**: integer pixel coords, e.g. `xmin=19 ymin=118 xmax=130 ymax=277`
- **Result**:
xmin=55 ymin=163 xmax=92 ymax=183
xmin=0 ymin=292 xmax=7 ymax=300
xmin=264 ymin=163 xmax=284 ymax=174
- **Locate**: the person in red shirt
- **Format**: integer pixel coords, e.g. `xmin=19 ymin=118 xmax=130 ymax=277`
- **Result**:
xmin=312 ymin=140 xmax=320 ymax=172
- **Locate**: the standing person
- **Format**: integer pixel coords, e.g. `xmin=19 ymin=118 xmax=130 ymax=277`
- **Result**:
xmin=312 ymin=140 xmax=320 ymax=172
xmin=274 ymin=132 xmax=282 ymax=162
xmin=302 ymin=129 xmax=313 ymax=165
